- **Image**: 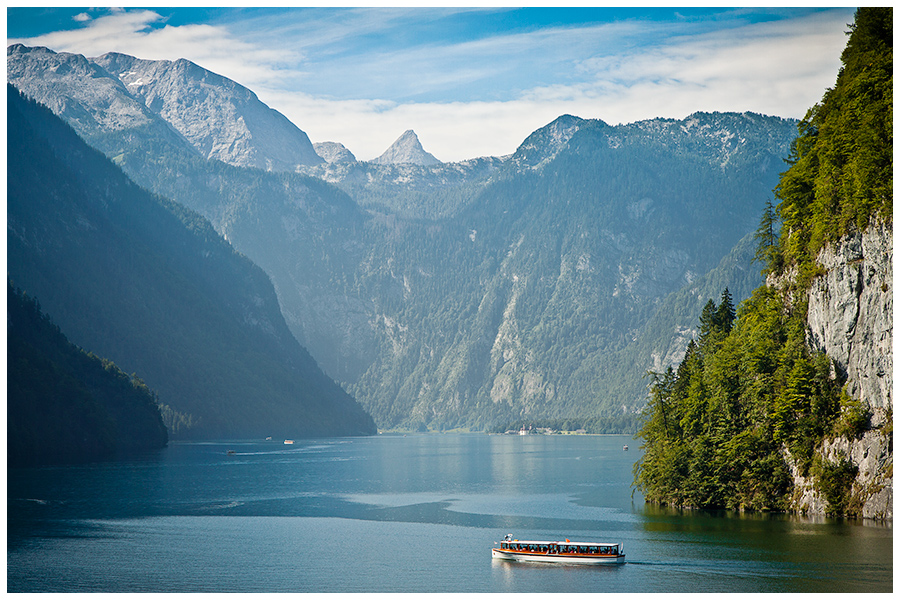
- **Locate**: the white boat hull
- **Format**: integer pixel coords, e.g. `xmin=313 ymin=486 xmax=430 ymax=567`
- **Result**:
xmin=491 ymin=548 xmax=625 ymax=565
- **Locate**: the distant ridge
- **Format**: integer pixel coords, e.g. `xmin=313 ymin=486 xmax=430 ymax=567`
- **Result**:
xmin=314 ymin=141 xmax=357 ymax=164
xmin=372 ymin=130 xmax=441 ymax=165
xmin=8 ymin=44 xmax=324 ymax=171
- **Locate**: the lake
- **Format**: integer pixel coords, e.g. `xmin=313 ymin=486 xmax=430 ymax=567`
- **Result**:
xmin=7 ymin=433 xmax=892 ymax=592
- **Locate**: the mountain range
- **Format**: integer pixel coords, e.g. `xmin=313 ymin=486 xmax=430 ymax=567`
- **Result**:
xmin=7 ymin=44 xmax=324 ymax=171
xmin=8 ymin=44 xmax=799 ymax=432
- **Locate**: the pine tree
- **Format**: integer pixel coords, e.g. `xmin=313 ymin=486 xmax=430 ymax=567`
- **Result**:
xmin=715 ymin=288 xmax=735 ymax=334
xmin=753 ymin=199 xmax=779 ymax=270
xmin=698 ymin=299 xmax=719 ymax=345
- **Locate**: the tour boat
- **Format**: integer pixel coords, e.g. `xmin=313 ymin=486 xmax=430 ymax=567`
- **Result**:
xmin=492 ymin=534 xmax=625 ymax=565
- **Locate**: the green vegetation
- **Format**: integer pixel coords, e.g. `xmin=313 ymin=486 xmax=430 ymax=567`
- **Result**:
xmin=634 ymin=8 xmax=892 ymax=515
xmin=8 ymin=280 xmax=168 ymax=466
xmin=634 ymin=287 xmax=843 ymax=511
xmin=769 ymin=7 xmax=892 ymax=280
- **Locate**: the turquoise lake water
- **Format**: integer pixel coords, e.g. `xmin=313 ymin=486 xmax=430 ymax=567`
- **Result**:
xmin=7 ymin=434 xmax=892 ymax=592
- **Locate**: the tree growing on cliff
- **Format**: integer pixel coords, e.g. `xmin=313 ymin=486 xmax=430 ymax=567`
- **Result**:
xmin=634 ymin=8 xmax=892 ymax=516
xmin=773 ymin=6 xmax=892 ymax=277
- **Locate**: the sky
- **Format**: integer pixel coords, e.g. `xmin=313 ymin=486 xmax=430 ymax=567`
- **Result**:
xmin=7 ymin=6 xmax=857 ymax=162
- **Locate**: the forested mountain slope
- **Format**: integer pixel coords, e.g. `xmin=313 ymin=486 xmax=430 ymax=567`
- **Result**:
xmin=8 ymin=280 xmax=168 ymax=466
xmin=9 ymin=45 xmax=799 ymax=432
xmin=634 ymin=8 xmax=892 ymax=518
xmin=339 ymin=112 xmax=796 ymax=430
xmin=7 ymin=85 xmax=376 ymax=439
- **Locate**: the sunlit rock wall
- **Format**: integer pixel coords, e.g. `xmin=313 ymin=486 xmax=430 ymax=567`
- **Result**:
xmin=799 ymin=221 xmax=893 ymax=519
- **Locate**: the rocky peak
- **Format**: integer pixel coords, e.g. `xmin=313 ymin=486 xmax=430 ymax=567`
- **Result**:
xmin=91 ymin=51 xmax=323 ymax=170
xmin=372 ymin=130 xmax=440 ymax=166
xmin=9 ymin=45 xmax=323 ymax=171
xmin=7 ymin=44 xmax=159 ymax=134
xmin=511 ymin=114 xmax=589 ymax=170
xmin=314 ymin=141 xmax=357 ymax=164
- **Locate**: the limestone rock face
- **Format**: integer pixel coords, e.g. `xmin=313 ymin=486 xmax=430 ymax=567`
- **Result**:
xmin=313 ymin=141 xmax=357 ymax=164
xmin=7 ymin=44 xmax=158 ymax=134
xmin=93 ymin=52 xmax=323 ymax=170
xmin=806 ymin=221 xmax=893 ymax=419
xmin=794 ymin=222 xmax=893 ymax=519
xmin=8 ymin=44 xmax=323 ymax=171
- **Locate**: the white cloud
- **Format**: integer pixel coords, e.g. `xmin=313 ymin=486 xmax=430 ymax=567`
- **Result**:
xmin=8 ymin=10 xmax=301 ymax=93
xmin=259 ymin=90 xmax=576 ymax=162
xmin=9 ymin=8 xmax=854 ymax=162
xmin=259 ymin=10 xmax=851 ymax=161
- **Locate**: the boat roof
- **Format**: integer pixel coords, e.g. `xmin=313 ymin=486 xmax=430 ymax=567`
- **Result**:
xmin=505 ymin=540 xmax=619 ymax=545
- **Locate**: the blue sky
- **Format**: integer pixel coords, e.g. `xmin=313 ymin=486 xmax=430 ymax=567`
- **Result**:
xmin=8 ymin=7 xmax=855 ymax=161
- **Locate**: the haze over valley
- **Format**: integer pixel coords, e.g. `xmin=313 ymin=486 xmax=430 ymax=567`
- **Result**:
xmin=9 ymin=42 xmax=802 ymax=434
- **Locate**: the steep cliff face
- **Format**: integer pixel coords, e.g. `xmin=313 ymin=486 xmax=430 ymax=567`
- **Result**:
xmin=789 ymin=221 xmax=893 ymax=518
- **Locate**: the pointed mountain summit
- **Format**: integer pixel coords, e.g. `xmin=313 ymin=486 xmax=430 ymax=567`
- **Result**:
xmin=372 ymin=130 xmax=441 ymax=166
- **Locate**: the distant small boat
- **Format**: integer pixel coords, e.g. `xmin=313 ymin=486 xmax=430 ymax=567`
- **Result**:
xmin=492 ymin=534 xmax=624 ymax=565
xmin=226 ymin=449 xmax=236 ymax=455
xmin=623 ymin=445 xmax=628 ymax=451
xmin=284 ymin=440 xmax=294 ymax=445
